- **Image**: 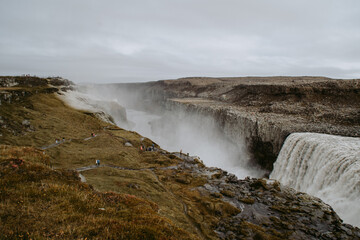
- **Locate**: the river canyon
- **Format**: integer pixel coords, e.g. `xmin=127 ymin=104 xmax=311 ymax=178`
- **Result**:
xmin=66 ymin=76 xmax=360 ymax=229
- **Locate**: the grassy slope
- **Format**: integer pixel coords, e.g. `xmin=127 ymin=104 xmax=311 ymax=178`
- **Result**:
xmin=0 ymin=145 xmax=192 ymax=239
xmin=0 ymin=88 xmax=205 ymax=239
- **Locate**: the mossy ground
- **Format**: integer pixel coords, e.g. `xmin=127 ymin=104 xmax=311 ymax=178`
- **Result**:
xmin=0 ymin=146 xmax=195 ymax=240
xmin=0 ymin=86 xmax=205 ymax=239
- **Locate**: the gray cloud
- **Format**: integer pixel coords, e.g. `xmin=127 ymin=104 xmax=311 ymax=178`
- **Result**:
xmin=0 ymin=0 xmax=359 ymax=83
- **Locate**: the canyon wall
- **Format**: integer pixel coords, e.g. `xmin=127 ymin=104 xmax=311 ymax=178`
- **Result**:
xmin=137 ymin=77 xmax=360 ymax=172
xmin=160 ymin=98 xmax=286 ymax=171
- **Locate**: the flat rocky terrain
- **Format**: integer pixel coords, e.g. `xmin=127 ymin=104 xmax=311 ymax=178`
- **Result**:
xmin=151 ymin=76 xmax=359 ymax=136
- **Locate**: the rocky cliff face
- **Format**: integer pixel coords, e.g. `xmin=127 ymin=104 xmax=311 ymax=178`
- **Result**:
xmin=135 ymin=77 xmax=360 ymax=172
xmin=161 ymin=98 xmax=286 ymax=172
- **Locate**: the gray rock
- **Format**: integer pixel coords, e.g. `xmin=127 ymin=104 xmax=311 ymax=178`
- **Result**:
xmin=22 ymin=119 xmax=30 ymax=126
xmin=340 ymin=225 xmax=353 ymax=236
xmin=124 ymin=142 xmax=133 ymax=147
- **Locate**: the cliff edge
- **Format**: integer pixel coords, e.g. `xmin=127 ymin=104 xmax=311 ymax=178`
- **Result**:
xmin=139 ymin=76 xmax=360 ymax=171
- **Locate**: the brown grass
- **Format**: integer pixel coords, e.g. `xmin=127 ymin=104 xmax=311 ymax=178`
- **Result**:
xmin=0 ymin=84 xmax=252 ymax=239
xmin=0 ymin=145 xmax=198 ymax=239
xmin=0 ymin=87 xmax=201 ymax=239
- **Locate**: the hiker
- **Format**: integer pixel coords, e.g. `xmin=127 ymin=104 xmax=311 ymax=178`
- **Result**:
xmin=152 ymin=144 xmax=155 ymax=151
xmin=140 ymin=145 xmax=143 ymax=151
xmin=180 ymin=149 xmax=182 ymax=155
xmin=96 ymin=159 xmax=100 ymax=166
xmin=91 ymin=133 xmax=94 ymax=137
xmin=62 ymin=137 xmax=65 ymax=142
xmin=55 ymin=139 xmax=59 ymax=144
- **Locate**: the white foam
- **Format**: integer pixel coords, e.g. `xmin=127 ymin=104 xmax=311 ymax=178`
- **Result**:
xmin=270 ymin=132 xmax=360 ymax=227
xmin=58 ymin=89 xmax=130 ymax=127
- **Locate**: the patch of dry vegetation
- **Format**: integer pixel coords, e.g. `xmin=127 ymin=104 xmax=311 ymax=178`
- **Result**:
xmin=0 ymin=145 xmax=197 ymax=239
xmin=82 ymin=167 xmax=197 ymax=235
xmin=154 ymin=168 xmax=241 ymax=239
xmin=0 ymin=84 xmax=202 ymax=239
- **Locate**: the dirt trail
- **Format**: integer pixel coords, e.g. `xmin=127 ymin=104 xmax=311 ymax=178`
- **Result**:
xmin=40 ymin=135 xmax=98 ymax=150
xmin=75 ymin=164 xmax=156 ymax=172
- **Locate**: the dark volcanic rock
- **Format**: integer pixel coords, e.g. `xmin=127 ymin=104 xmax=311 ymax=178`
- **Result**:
xmin=175 ymin=154 xmax=360 ymax=239
xmin=0 ymin=76 xmax=48 ymax=87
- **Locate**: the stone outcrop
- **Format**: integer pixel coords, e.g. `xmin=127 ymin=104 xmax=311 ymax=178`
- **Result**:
xmin=172 ymin=153 xmax=360 ymax=239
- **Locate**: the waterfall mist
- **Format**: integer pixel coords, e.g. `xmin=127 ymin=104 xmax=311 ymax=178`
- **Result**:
xmin=68 ymin=84 xmax=265 ymax=179
xmin=270 ymin=133 xmax=360 ymax=227
xmin=128 ymin=108 xmax=264 ymax=178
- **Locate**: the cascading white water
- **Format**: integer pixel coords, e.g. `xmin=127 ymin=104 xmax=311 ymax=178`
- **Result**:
xmin=270 ymin=132 xmax=360 ymax=227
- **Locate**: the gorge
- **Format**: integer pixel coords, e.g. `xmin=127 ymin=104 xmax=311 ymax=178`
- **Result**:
xmin=78 ymin=76 xmax=360 ymax=227
xmin=1 ymin=76 xmax=360 ymax=239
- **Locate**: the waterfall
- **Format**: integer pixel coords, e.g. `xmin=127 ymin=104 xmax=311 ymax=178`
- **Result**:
xmin=270 ymin=132 xmax=360 ymax=227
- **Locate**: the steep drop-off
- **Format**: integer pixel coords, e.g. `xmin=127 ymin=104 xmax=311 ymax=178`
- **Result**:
xmin=103 ymin=76 xmax=360 ymax=172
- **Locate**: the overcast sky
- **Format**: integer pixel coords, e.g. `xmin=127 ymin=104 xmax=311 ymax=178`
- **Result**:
xmin=0 ymin=0 xmax=359 ymax=83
